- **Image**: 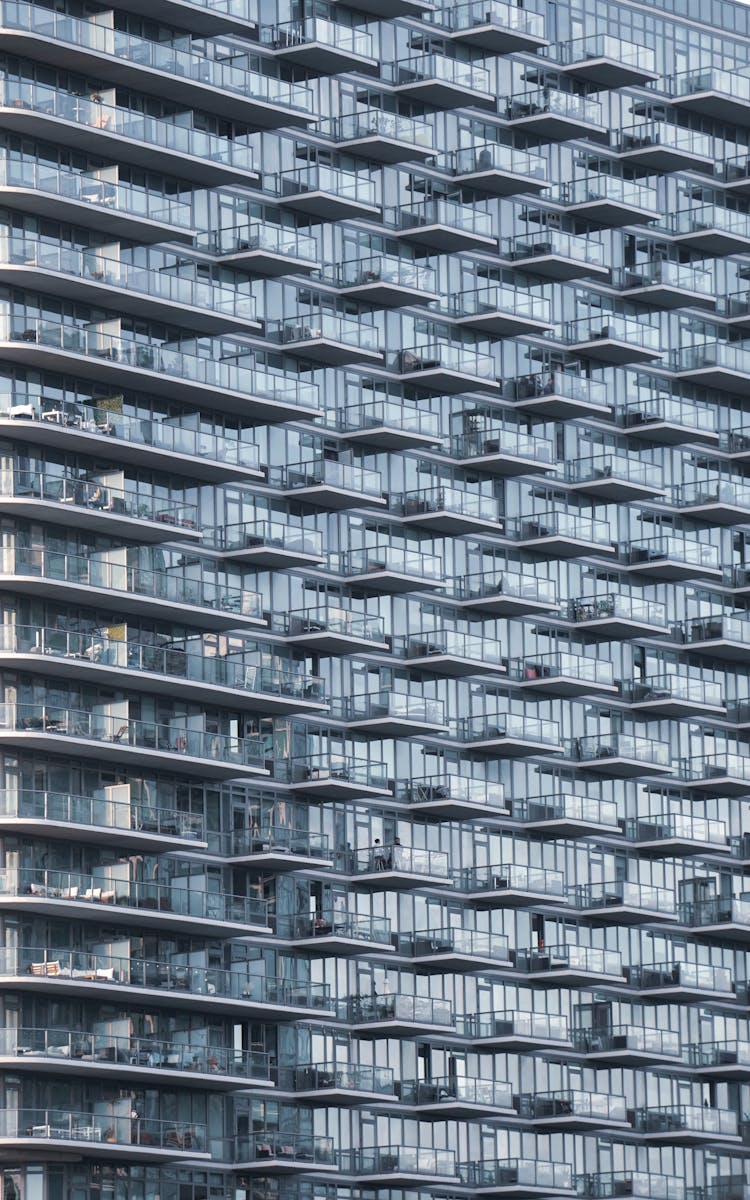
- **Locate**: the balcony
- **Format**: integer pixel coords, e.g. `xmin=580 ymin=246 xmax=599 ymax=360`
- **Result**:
xmin=0 ymin=1026 xmax=270 ymax=1089
xmin=397 ymin=629 xmax=504 ymax=678
xmin=628 ymin=960 xmax=735 ymax=1002
xmin=508 ymin=511 xmax=615 ymax=558
xmin=453 ymin=863 xmax=565 ymax=907
xmin=444 ymin=285 xmax=553 ymax=338
xmin=559 ymin=315 xmax=663 ymax=364
xmin=505 ymin=85 xmax=606 ymax=139
xmin=403 ymin=927 xmax=512 ymax=971
xmin=286 ymin=607 xmax=388 ymax=654
xmin=0 ymin=77 xmax=257 ymax=185
xmin=0 ymin=703 xmax=266 ymax=779
xmin=671 ymin=479 xmax=750 ymax=524
xmin=288 ymin=753 xmax=391 ymax=799
xmin=340 ymin=691 xmax=448 ymax=736
xmin=672 ymin=341 xmax=750 ymax=393
xmin=567 ymin=880 xmax=678 ymax=925
xmin=616 ymin=260 xmax=715 ymax=310
xmin=460 ymin=1158 xmax=575 ymax=1198
xmin=515 ymin=944 xmax=625 ymax=986
xmin=666 ymin=65 xmax=750 ymax=125
xmin=389 ymin=197 xmax=496 ymax=252
xmin=572 ymin=1024 xmax=682 ymax=1065
xmin=319 ymin=110 xmax=434 ymax=163
xmin=236 ymin=1133 xmax=336 ymax=1173
xmin=393 ymin=342 xmax=499 ymax=394
xmin=344 ymin=1147 xmax=458 ymax=1186
xmin=0 ymin=1109 xmax=208 ymax=1162
xmin=277 ymin=457 xmax=385 ymax=510
xmin=617 ymin=391 xmax=719 ymax=445
xmin=217 ymin=521 xmax=324 ymax=568
xmin=449 ymin=422 xmax=554 ymax=477
xmin=405 ymin=1076 xmax=514 ymax=1119
xmin=396 ymin=484 xmax=502 ymax=534
xmin=279 ymin=912 xmax=393 ymax=956
xmin=460 ymin=1010 xmax=570 ymax=1052
xmin=621 ymin=536 xmax=721 ymax=582
xmin=350 ymin=843 xmax=451 ymax=889
xmin=716 ymin=289 xmax=750 ymax=333
xmin=343 ymin=992 xmax=455 ymax=1037
xmin=276 ymin=165 xmax=378 ymax=221
xmin=333 ymin=255 xmax=439 ymax=307
xmin=103 ymin=0 xmax=257 ymax=35
xmin=566 ymin=593 xmax=669 ymax=639
xmin=454 ymin=568 xmax=559 ymax=617
xmin=0 ymin=318 xmax=320 ymax=422
xmin=573 ymin=733 xmax=672 ymax=777
xmin=457 ymin=712 xmax=562 ymax=756
xmin=261 ymin=16 xmax=376 ymax=74
xmin=553 ymin=175 xmax=660 ymax=225
xmin=507 ymin=369 xmax=611 ymax=419
xmin=682 ymin=752 xmax=750 ymax=795
xmin=280 ymin=1063 xmax=395 ymax=1104
xmin=625 ymin=674 xmax=725 ymax=718
xmin=613 ymin=123 xmax=714 ymax=173
xmin=547 ymin=34 xmax=657 ymax=86
xmin=336 ymin=397 xmax=443 ymax=450
xmin=679 ymin=897 xmax=750 ymax=943
xmin=675 ymin=614 xmax=750 ymax=662
xmin=518 ymin=1089 xmax=629 ymax=1131
xmin=625 ymin=812 xmax=729 ymax=856
xmin=0 ymin=867 xmax=271 ymax=939
xmin=387 ymin=54 xmax=493 ymax=109
xmin=0 ymin=788 xmax=207 ymax=854
xmin=444 ymin=142 xmax=548 ymax=196
xmin=0 ymin=544 xmax=264 ymax=633
xmin=662 ymin=204 xmax=750 ymax=255
xmin=268 ymin=314 xmax=382 ymax=367
xmin=401 ymin=774 xmax=507 ymax=820
xmin=513 ymin=793 xmax=620 ymax=837
xmin=633 ymin=1105 xmax=740 ymax=1145
xmin=227 ymin=825 xmax=332 ymax=872
xmin=426 ymin=0 xmax=547 ymax=53
xmin=0 ymin=467 xmax=199 ymax=544
xmin=510 ymin=653 xmax=617 ymax=698
xmin=690 ymin=1040 xmax=750 ymax=1078
xmin=200 ymin=223 xmax=318 ymax=276
xmin=347 ymin=0 xmax=434 ymax=16
xmin=716 ymin=153 xmax=750 ymax=197
xmin=329 ymin=544 xmax=443 ymax=592
xmin=501 ymin=231 xmax=608 ymax=281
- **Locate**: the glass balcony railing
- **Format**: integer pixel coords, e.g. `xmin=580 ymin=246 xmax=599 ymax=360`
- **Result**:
xmin=445 ymin=284 xmax=551 ymax=325
xmin=0 ymin=544 xmax=261 ymax=621
xmin=516 ymin=944 xmax=624 ymax=977
xmin=567 ymin=593 xmax=668 ymax=629
xmin=345 ymin=1146 xmax=456 ymax=1179
xmin=718 ymin=289 xmax=750 ymax=321
xmin=280 ymin=911 xmax=391 ymax=944
xmin=286 ymin=606 xmax=385 ymax=644
xmin=625 ymin=674 xmax=723 ymax=708
xmin=628 ymin=960 xmax=733 ymax=994
xmin=574 ymin=732 xmax=671 ymax=767
xmin=387 ymin=53 xmax=490 ymax=95
xmin=458 ymin=1010 xmax=569 ymax=1042
xmin=674 ymin=340 xmax=750 ymax=376
xmin=519 ymin=1089 xmax=627 ymax=1123
xmin=237 ymin=1133 xmax=335 ymax=1165
xmin=502 ymin=230 xmax=605 ymax=267
xmin=662 ymin=203 xmax=750 ymax=240
xmin=0 ymin=1109 xmax=205 ymax=1151
xmin=0 ymin=466 xmax=197 ymax=530
xmin=332 ymin=254 xmax=437 ymax=294
xmin=460 ymin=1159 xmax=573 ymax=1191
xmin=626 ymin=812 xmax=727 ymax=847
xmin=261 ymin=15 xmax=374 ymax=59
xmin=277 ymin=457 xmax=382 ymax=497
xmin=563 ymin=314 xmax=662 ymax=351
xmin=579 ymin=1171 xmax=685 ymax=1200
xmin=388 ymin=197 xmax=493 ymax=240
xmin=197 ymin=222 xmax=318 ymax=264
xmin=0 ymin=702 xmax=265 ymax=769
xmin=456 ymin=568 xmax=558 ymax=608
xmin=396 ymin=484 xmax=501 ymax=523
xmin=505 ymin=88 xmax=603 ymax=126
xmin=342 ymin=992 xmax=454 ymax=1028
xmin=226 ymin=824 xmax=330 ymax=861
xmin=634 ymin=1105 xmax=738 ymax=1137
xmin=0 ymin=151 xmax=193 ymax=229
xmin=673 ymin=480 xmax=750 ymax=511
xmin=0 ymin=1026 xmax=270 ymax=1078
xmin=336 ymin=397 xmax=441 ymax=440
xmin=397 ymin=629 xmax=503 ymax=667
xmin=690 ymin=1040 xmax=750 ymax=1068
xmin=552 ymin=33 xmax=656 ymax=72
xmin=624 ymin=535 xmax=720 ymax=571
xmin=402 ymin=774 xmax=506 ymax=811
xmin=680 ymin=897 xmax=750 ymax=928
xmin=448 ymin=141 xmax=547 ymax=182
xmin=0 ymin=868 xmax=269 ymax=928
xmin=330 ymin=544 xmax=443 ymax=581
xmin=513 ymin=793 xmax=619 ymax=828
xmin=288 ymin=752 xmax=389 ymax=792
xmin=504 ymin=370 xmax=610 ymax=412
xmin=282 ymin=1063 xmax=395 ymax=1095
xmin=268 ymin=314 xmax=380 ymax=352
xmin=450 ymin=424 xmax=554 ymax=464
xmin=508 ymin=511 xmax=613 ymax=546
xmin=555 ymin=174 xmax=659 ymax=212
xmin=572 ymin=1024 xmax=681 ymax=1058
xmin=341 ymin=691 xmax=445 ymax=726
xmin=429 ymin=0 xmax=545 ymax=39
xmin=218 ymin=520 xmax=322 ymax=557
xmin=568 ymin=880 xmax=676 ymax=914
xmin=351 ymin=844 xmax=450 ymax=878
xmin=618 ymin=259 xmax=713 ymax=295
xmin=618 ymin=391 xmax=717 ymax=433
xmin=686 ymin=751 xmax=750 ymax=784
xmin=402 ymin=1076 xmax=513 ymax=1108
xmin=0 ymin=788 xmax=205 ymax=842
xmin=319 ymin=110 xmax=433 ymax=150
xmin=616 ymin=122 xmax=713 ymax=159
xmin=510 ymin=652 xmax=615 ymax=687
xmin=675 ymin=613 xmax=750 ymax=647
xmin=0 ymin=75 xmax=255 ymax=172
xmin=405 ymin=927 xmax=510 ymax=962
xmin=671 ymin=66 xmax=750 ymax=106
xmin=453 ymin=863 xmax=565 ymax=897
xmin=458 ymin=712 xmax=561 ymax=746
xmin=0 ymin=317 xmax=319 ymax=412
xmin=278 ymin=164 xmax=376 ymax=208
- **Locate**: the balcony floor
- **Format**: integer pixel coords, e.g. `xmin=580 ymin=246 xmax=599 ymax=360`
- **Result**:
xmin=506 ymin=112 xmax=606 ymax=141
xmin=461 ymin=886 xmax=565 ymax=909
xmin=0 ymin=496 xmax=201 ymax=545
xmin=0 ymin=1133 xmax=210 ymax=1164
xmin=556 ymin=58 xmax=659 ymax=87
xmin=619 ymin=281 xmax=715 ymax=311
xmin=0 ymin=181 xmax=194 ymax=245
xmin=564 ymin=615 xmax=670 ymax=640
xmin=336 ymin=568 xmax=443 ymax=594
xmin=445 ymin=24 xmax=549 ymax=53
xmin=458 ymin=734 xmax=563 ymax=758
xmin=407 ymin=797 xmax=510 ymax=822
xmin=503 ymin=250 xmax=610 ymax=283
xmin=404 ymin=651 xmax=506 ymax=679
xmin=399 ymin=509 xmax=503 ymax=535
xmin=563 ymin=335 xmax=662 ymax=365
xmin=670 ymin=227 xmax=750 ymax=255
xmin=620 ymin=416 xmax=719 ymax=445
xmin=673 ymin=364 xmax=750 ymax=394
xmin=340 ymin=425 xmax=444 ymax=451
xmin=343 ymin=715 xmax=449 ymax=737
xmin=286 ymin=630 xmax=390 ymax=655
xmin=630 ymin=696 xmax=726 ymax=719
xmin=219 ymin=546 xmax=325 ymax=568
xmin=515 ymin=674 xmax=618 ymax=698
xmin=395 ymin=223 xmax=498 ymax=252
xmin=571 ymin=903 xmax=679 ymax=926
xmin=623 ymin=558 xmax=723 ymax=582
xmin=391 ymin=79 xmax=494 ymax=109
xmin=0 ymin=893 xmax=272 ymax=940
xmin=454 ymin=593 xmax=559 ymax=617
xmin=515 ymin=533 xmax=616 ymax=559
xmin=562 ymin=198 xmax=659 ymax=226
xmin=339 ymin=279 xmax=440 ymax=307
xmin=451 ymin=165 xmax=547 ymax=196
xmin=0 ymin=1051 xmax=269 ymax=1091
xmin=282 ymin=483 xmax=387 ymax=511
xmin=354 ymin=868 xmax=453 ymax=891
xmin=577 ymin=754 xmax=673 ymax=778
xmin=278 ymin=189 xmax=380 ymax=222
xmin=266 ymin=42 xmax=378 ymax=75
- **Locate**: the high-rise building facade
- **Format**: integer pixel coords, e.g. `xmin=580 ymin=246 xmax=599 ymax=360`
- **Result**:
xmin=3 ymin=0 xmax=750 ymax=1197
